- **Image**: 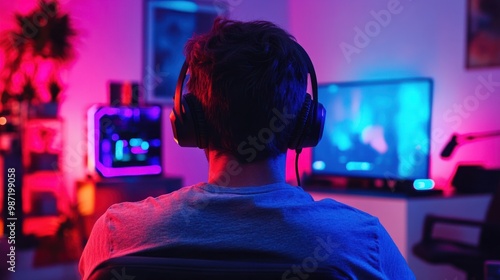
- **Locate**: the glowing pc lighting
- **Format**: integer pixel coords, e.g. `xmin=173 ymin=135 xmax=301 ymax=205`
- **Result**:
xmin=159 ymin=1 xmax=198 ymax=12
xmin=413 ymin=179 xmax=435 ymax=190
xmin=130 ymin=138 xmax=141 ymax=147
xmin=88 ymin=105 xmax=162 ymax=177
xmin=312 ymin=161 xmax=326 ymax=171
xmin=346 ymin=161 xmax=372 ymax=171
xmin=115 ymin=140 xmax=124 ymax=160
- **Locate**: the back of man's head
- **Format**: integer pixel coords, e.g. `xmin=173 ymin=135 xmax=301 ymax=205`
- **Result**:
xmin=185 ymin=18 xmax=309 ymax=163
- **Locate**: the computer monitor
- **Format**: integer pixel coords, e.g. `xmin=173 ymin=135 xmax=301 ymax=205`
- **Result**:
xmin=312 ymin=78 xmax=433 ymax=183
xmin=87 ymin=105 xmax=162 ymax=178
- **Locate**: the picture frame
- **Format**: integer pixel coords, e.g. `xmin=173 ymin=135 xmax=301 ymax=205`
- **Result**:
xmin=143 ymin=0 xmax=222 ymax=104
xmin=466 ymin=0 xmax=500 ymax=68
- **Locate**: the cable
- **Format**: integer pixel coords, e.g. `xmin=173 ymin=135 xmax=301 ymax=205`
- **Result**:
xmin=295 ymin=148 xmax=302 ymax=186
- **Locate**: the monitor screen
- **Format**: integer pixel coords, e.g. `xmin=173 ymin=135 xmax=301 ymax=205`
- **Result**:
xmin=312 ymin=78 xmax=433 ymax=181
xmin=88 ymin=105 xmax=162 ymax=177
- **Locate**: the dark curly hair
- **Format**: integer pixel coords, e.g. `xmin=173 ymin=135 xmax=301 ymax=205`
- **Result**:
xmin=185 ymin=18 xmax=309 ymax=163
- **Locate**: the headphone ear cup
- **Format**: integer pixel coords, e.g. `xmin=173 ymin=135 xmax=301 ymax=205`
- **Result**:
xmin=288 ymin=95 xmax=312 ymax=150
xmin=300 ymin=102 xmax=325 ymax=148
xmin=184 ymin=93 xmax=209 ymax=149
xmin=288 ymin=97 xmax=326 ymax=150
xmin=170 ymin=94 xmax=196 ymax=147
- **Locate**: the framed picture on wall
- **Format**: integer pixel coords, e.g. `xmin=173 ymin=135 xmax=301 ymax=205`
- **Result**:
xmin=143 ymin=0 xmax=222 ymax=104
xmin=466 ymin=0 xmax=500 ymax=68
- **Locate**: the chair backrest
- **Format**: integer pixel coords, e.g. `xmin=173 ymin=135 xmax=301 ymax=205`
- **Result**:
xmin=479 ymin=181 xmax=500 ymax=253
xmin=88 ymin=256 xmax=341 ymax=280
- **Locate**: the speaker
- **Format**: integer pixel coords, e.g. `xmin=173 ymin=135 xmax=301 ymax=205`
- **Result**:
xmin=170 ymin=41 xmax=325 ymax=151
xmin=452 ymin=165 xmax=500 ymax=194
xmin=109 ymin=81 xmax=140 ymax=106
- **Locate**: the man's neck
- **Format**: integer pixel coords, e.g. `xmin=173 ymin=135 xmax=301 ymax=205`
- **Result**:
xmin=207 ymin=150 xmax=286 ymax=187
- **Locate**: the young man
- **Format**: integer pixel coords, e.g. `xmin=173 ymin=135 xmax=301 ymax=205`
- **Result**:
xmin=79 ymin=18 xmax=415 ymax=279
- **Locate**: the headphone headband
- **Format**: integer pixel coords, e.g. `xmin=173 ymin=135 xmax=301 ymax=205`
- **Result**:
xmin=292 ymin=41 xmax=319 ymax=105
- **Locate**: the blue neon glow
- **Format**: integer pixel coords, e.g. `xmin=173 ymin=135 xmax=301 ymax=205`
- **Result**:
xmin=312 ymin=161 xmax=326 ymax=170
xmin=123 ymin=153 xmax=130 ymax=161
xmin=115 ymin=140 xmax=124 ymax=160
xmin=130 ymin=138 xmax=141 ymax=147
xmin=346 ymin=161 xmax=372 ymax=171
xmin=327 ymin=84 xmax=339 ymax=93
xmin=141 ymin=141 xmax=150 ymax=150
xmin=413 ymin=179 xmax=435 ymax=190
xmin=137 ymin=154 xmax=146 ymax=161
xmin=159 ymin=1 xmax=198 ymax=13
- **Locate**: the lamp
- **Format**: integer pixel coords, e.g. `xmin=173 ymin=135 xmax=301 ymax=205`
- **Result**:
xmin=441 ymin=130 xmax=500 ymax=193
xmin=441 ymin=130 xmax=500 ymax=158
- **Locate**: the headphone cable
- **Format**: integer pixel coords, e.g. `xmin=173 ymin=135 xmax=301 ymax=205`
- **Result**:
xmin=295 ymin=148 xmax=302 ymax=186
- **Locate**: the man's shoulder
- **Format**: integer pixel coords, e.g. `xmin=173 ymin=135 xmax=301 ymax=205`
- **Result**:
xmin=284 ymin=194 xmax=385 ymax=246
xmin=302 ymin=195 xmax=379 ymax=224
xmin=101 ymin=183 xmax=202 ymax=219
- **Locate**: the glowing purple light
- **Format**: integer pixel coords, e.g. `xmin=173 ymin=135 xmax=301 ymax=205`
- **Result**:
xmin=123 ymin=108 xmax=133 ymax=118
xmin=93 ymin=106 xmax=163 ymax=177
xmin=103 ymin=155 xmax=112 ymax=167
xmin=131 ymin=146 xmax=147 ymax=154
xmin=147 ymin=106 xmax=161 ymax=120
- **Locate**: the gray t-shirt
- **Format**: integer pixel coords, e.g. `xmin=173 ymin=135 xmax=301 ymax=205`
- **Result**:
xmin=79 ymin=182 xmax=415 ymax=279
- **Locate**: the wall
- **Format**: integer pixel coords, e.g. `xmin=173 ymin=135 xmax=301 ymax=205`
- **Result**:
xmin=289 ymin=0 xmax=500 ymax=189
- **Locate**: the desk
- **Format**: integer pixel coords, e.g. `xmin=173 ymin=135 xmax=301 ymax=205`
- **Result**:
xmin=306 ymin=188 xmax=492 ymax=280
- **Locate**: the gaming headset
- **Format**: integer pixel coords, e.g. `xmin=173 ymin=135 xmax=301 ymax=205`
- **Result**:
xmin=169 ymin=41 xmax=326 ymax=153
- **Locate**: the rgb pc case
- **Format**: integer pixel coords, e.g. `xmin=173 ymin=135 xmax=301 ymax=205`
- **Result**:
xmin=87 ymin=105 xmax=162 ymax=178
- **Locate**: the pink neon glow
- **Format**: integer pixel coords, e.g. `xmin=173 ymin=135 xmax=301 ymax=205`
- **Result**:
xmin=131 ymin=146 xmax=147 ymax=154
xmin=95 ymin=163 xmax=162 ymax=177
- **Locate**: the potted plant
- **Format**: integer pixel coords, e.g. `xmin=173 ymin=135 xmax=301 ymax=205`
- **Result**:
xmin=0 ymin=0 xmax=77 ymax=119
